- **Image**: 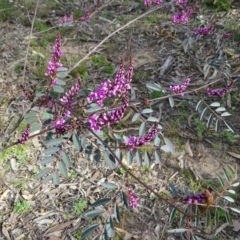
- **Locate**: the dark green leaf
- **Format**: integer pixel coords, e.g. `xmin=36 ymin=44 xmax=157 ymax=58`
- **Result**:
xmin=81 ymin=137 xmax=87 ymax=149
xmin=115 ymin=149 xmax=122 ymax=163
xmin=121 ymin=191 xmax=128 ymax=208
xmin=127 ymin=151 xmax=133 ymax=166
xmin=135 ymin=150 xmax=142 ymax=167
xmin=139 ymin=122 xmax=146 ymax=136
xmin=40 ymin=156 xmax=56 ymax=165
xmin=147 ymin=116 xmax=158 ymax=122
xmin=82 ymin=224 xmax=99 ymax=239
xmin=84 ymin=209 xmax=104 ymax=219
xmin=36 ymin=167 xmax=52 ymax=179
xmin=206 ymin=209 xmax=211 ymax=227
xmin=224 ymin=120 xmax=235 ymax=133
xmin=24 ymin=111 xmax=37 ymax=119
xmin=44 ymin=147 xmax=60 ymax=155
xmin=196 ymin=100 xmax=203 ymax=111
xmin=206 ymin=114 xmax=213 ymax=128
xmin=61 ymin=153 xmax=71 ymax=167
xmin=59 ymin=161 xmax=68 ymax=177
xmin=200 ymin=107 xmax=208 ymax=121
xmin=223 ymin=167 xmax=231 ymax=181
xmin=53 ymin=171 xmax=59 ymax=187
xmin=85 ymin=144 xmax=93 ymax=159
xmin=93 ymin=149 xmax=101 ymax=165
xmin=146 ymin=83 xmax=162 ymax=91
xmin=225 ymin=210 xmax=232 ymax=224
xmin=223 ymin=196 xmax=234 ymax=203
xmin=43 ymin=174 xmax=53 ymax=184
xmin=25 ymin=116 xmax=38 ymax=124
xmin=56 ymin=79 xmax=66 ymax=85
xmin=114 ymin=204 xmax=120 ymax=223
xmin=169 ymin=208 xmax=177 ymax=223
xmin=144 ymin=152 xmax=151 ymax=166
xmin=91 ymin=198 xmax=111 ymax=208
xmin=36 ymin=91 xmax=45 ymax=97
xmin=73 ymin=133 xmax=82 ymax=151
xmin=105 ymin=216 xmax=114 ymax=238
xmin=154 ymin=136 xmax=160 ymax=147
xmin=46 ymin=138 xmax=64 ymax=146
xmin=217 ymin=174 xmax=225 ymax=187
xmin=215 ymin=208 xmax=219 ymax=227
xmin=101 ymin=182 xmax=117 ymax=189
xmin=169 ymin=183 xmax=178 ymax=197
xmin=154 ymin=150 xmax=161 ymax=164
xmin=215 ymin=119 xmax=220 ymax=132
xmin=132 ymin=113 xmax=140 ymax=122
xmin=104 ymin=151 xmax=116 ymax=169
xmin=180 ymin=206 xmax=188 ymax=226
xmin=195 ymin=206 xmax=200 ymax=227
xmin=30 ymin=122 xmax=42 ymax=132
xmin=53 ymin=85 xmax=64 ymax=93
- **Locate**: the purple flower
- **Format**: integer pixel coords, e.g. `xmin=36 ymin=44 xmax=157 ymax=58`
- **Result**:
xmin=194 ymin=25 xmax=214 ymax=35
xmin=223 ymin=31 xmax=234 ymax=38
xmin=45 ymin=34 xmax=62 ymax=86
xmin=54 ymin=117 xmax=67 ymax=134
xmin=207 ymin=81 xmax=233 ymax=97
xmin=144 ymin=0 xmax=163 ymax=6
xmin=80 ymin=8 xmax=90 ymax=22
xmin=60 ymin=77 xmax=81 ymax=109
xmin=170 ymin=78 xmax=190 ymax=95
xmin=128 ymin=190 xmax=139 ymax=208
xmin=124 ymin=123 xmax=158 ymax=151
xmin=172 ymin=11 xmax=189 ymax=23
xmin=184 ymin=192 xmax=207 ymax=204
xmin=88 ymin=96 xmax=129 ymax=131
xmin=87 ymin=59 xmax=133 ymax=106
xmin=59 ymin=13 xmax=73 ymax=24
xmin=18 ymin=124 xmax=30 ymax=144
xmin=176 ymin=0 xmax=188 ymax=5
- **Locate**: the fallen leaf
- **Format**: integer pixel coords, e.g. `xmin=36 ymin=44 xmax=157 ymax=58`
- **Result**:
xmin=227 ymin=152 xmax=240 ymax=159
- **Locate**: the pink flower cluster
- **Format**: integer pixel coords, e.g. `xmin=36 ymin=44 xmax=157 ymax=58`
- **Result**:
xmin=128 ymin=190 xmax=139 ymax=208
xmin=170 ymin=78 xmax=190 ymax=96
xmin=176 ymin=0 xmax=188 ymax=5
xmin=124 ymin=123 xmax=158 ymax=151
xmin=207 ymin=81 xmax=233 ymax=97
xmin=223 ymin=31 xmax=234 ymax=38
xmin=184 ymin=192 xmax=207 ymax=204
xmin=194 ymin=25 xmax=214 ymax=35
xmin=54 ymin=117 xmax=67 ymax=134
xmin=88 ymin=96 xmax=129 ymax=131
xmin=45 ymin=34 xmax=62 ymax=86
xmin=172 ymin=6 xmax=194 ymax=23
xmin=87 ymin=59 xmax=133 ymax=106
xmin=59 ymin=13 xmax=73 ymax=24
xmin=80 ymin=8 xmax=90 ymax=22
xmin=18 ymin=124 xmax=30 ymax=144
xmin=144 ymin=0 xmax=163 ymax=6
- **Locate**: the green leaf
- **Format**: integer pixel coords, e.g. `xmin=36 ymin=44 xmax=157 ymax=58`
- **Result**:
xmin=115 ymin=149 xmax=122 ymax=163
xmin=84 ymin=210 xmax=104 ymax=219
xmin=101 ymin=182 xmax=117 ymax=189
xmin=223 ymin=167 xmax=231 ymax=181
xmin=57 ymin=67 xmax=68 ymax=78
xmin=127 ymin=151 xmax=133 ymax=166
xmin=147 ymin=116 xmax=158 ymax=122
xmin=223 ymin=196 xmax=234 ymax=203
xmin=225 ymin=210 xmax=232 ymax=224
xmin=93 ymin=149 xmax=101 ymax=165
xmin=154 ymin=150 xmax=161 ymax=164
xmin=230 ymin=207 xmax=240 ymax=214
xmin=104 ymin=151 xmax=116 ymax=169
xmin=132 ymin=113 xmax=140 ymax=122
xmin=144 ymin=152 xmax=151 ymax=166
xmin=121 ymin=191 xmax=128 ymax=208
xmin=91 ymin=198 xmax=111 ymax=208
xmin=135 ymin=151 xmax=142 ymax=167
xmin=53 ymin=171 xmax=59 ymax=187
xmin=105 ymin=216 xmax=114 ymax=238
xmin=81 ymin=137 xmax=87 ymax=149
xmin=224 ymin=120 xmax=235 ymax=133
xmin=30 ymin=122 xmax=42 ymax=132
xmin=169 ymin=97 xmax=174 ymax=108
xmin=139 ymin=122 xmax=146 ymax=136
xmin=61 ymin=153 xmax=71 ymax=167
xmin=206 ymin=114 xmax=213 ymax=128
xmin=72 ymin=133 xmax=82 ymax=151
xmin=86 ymin=105 xmax=102 ymax=113
xmin=195 ymin=206 xmax=200 ymax=227
xmin=217 ymin=174 xmax=225 ymax=187
xmin=43 ymin=174 xmax=53 ymax=184
xmin=206 ymin=209 xmax=211 ymax=227
xmin=215 ymin=208 xmax=219 ymax=227
xmin=228 ymin=189 xmax=236 ymax=194
xmin=154 ymin=136 xmax=160 ymax=146
xmin=180 ymin=206 xmax=188 ymax=226
xmin=82 ymin=224 xmax=99 ymax=239
xmin=169 ymin=183 xmax=178 ymax=197
xmin=215 ymin=107 xmax=226 ymax=112
xmin=85 ymin=144 xmax=93 ymax=159
xmin=167 ymin=228 xmax=187 ymax=233
xmin=221 ymin=112 xmax=231 ymax=117
xmin=169 ymin=208 xmax=177 ymax=223
xmin=146 ymin=83 xmax=162 ymax=91
xmin=56 ymin=79 xmax=66 ymax=85
xmin=215 ymin=119 xmax=220 ymax=132
xmin=232 ymin=182 xmax=240 ymax=187
xmin=142 ymin=108 xmax=153 ymax=114
xmin=24 ymin=111 xmax=37 ymax=119
xmin=200 ymin=107 xmax=208 ymax=121
xmin=40 ymin=156 xmax=56 ymax=165
xmin=59 ymin=161 xmax=68 ymax=177
xmin=52 ymin=85 xmax=64 ymax=93
xmin=46 ymin=138 xmax=64 ymax=146
xmin=196 ymin=100 xmax=203 ymax=111
xmin=114 ymin=204 xmax=120 ymax=223
xmin=36 ymin=167 xmax=52 ymax=179
xmin=210 ymin=102 xmax=220 ymax=107
xmin=44 ymin=147 xmax=60 ymax=155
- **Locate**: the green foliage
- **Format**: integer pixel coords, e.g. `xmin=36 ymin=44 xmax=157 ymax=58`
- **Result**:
xmin=74 ymin=200 xmax=88 ymax=215
xmin=194 ymin=118 xmax=207 ymax=140
xmin=0 ymin=1 xmax=13 ymax=22
xmin=149 ymin=90 xmax=164 ymax=99
xmin=73 ymin=230 xmax=83 ymax=240
xmin=34 ymin=20 xmax=48 ymax=31
xmin=203 ymin=0 xmax=231 ymax=11
xmin=13 ymin=200 xmax=30 ymax=214
xmin=91 ymin=55 xmax=114 ymax=75
xmin=140 ymin=164 xmax=151 ymax=173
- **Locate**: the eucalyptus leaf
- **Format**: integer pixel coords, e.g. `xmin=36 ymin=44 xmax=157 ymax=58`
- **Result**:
xmin=167 ymin=228 xmax=187 ymax=233
xmin=121 ymin=191 xmax=128 ymax=208
xmin=230 ymin=207 xmax=240 ymax=214
xmin=215 ymin=119 xmax=220 ymax=132
xmin=154 ymin=150 xmax=161 ymax=164
xmin=169 ymin=208 xmax=177 ymax=223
